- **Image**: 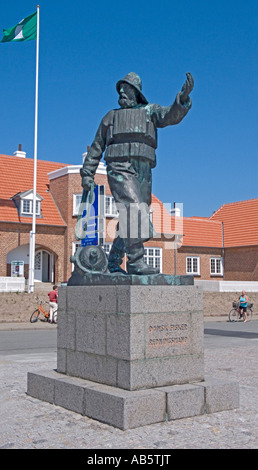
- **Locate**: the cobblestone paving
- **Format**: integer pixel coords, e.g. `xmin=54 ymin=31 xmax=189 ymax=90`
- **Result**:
xmin=1 ymin=343 xmax=257 ymax=449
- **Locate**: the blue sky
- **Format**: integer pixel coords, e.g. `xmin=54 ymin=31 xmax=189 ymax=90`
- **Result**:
xmin=0 ymin=0 xmax=257 ymax=217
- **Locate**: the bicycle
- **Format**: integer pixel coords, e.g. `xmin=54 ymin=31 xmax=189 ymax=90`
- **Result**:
xmin=228 ymin=301 xmax=253 ymax=322
xmin=30 ymin=298 xmax=57 ymax=324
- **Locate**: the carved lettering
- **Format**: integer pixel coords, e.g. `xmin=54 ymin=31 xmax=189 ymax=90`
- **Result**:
xmin=148 ymin=323 xmax=189 ymax=349
xmin=149 ymin=323 xmax=188 ymax=334
xmin=149 ymin=336 xmax=188 ymax=349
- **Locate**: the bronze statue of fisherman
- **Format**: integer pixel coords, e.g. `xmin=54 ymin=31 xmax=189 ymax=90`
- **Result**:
xmin=80 ymin=72 xmax=194 ymax=275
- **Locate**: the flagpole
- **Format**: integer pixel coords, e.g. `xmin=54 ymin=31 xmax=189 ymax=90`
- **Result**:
xmin=28 ymin=5 xmax=40 ymax=294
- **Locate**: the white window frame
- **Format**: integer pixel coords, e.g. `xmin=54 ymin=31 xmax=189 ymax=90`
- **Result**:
xmin=21 ymin=199 xmax=40 ymax=216
xmin=210 ymin=257 xmax=224 ymax=276
xmin=102 ymin=243 xmax=112 ymax=256
xmin=74 ymin=194 xmax=119 ymax=218
xmin=73 ymin=193 xmax=82 ymax=216
xmin=105 ymin=195 xmax=118 ymax=217
xmin=144 ymin=247 xmax=162 ymax=273
xmin=186 ymin=256 xmax=200 ymax=275
xmin=72 ymin=241 xmax=81 ymax=255
xmin=72 ymin=241 xmax=81 ymax=271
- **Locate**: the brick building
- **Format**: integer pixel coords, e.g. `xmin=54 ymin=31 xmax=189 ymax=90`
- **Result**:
xmin=210 ymin=199 xmax=258 ymax=281
xmin=0 ymin=149 xmax=257 ymax=283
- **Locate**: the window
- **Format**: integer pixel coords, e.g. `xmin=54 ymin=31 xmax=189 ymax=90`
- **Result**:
xmin=186 ymin=256 xmax=200 ymax=275
xmin=102 ymin=243 xmax=112 ymax=256
xmin=144 ymin=247 xmax=162 ymax=272
xmin=72 ymin=241 xmax=81 ymax=254
xmin=73 ymin=194 xmax=82 ymax=216
xmin=210 ymin=258 xmax=223 ymax=276
xmin=105 ymin=196 xmax=118 ymax=217
xmin=34 ymin=252 xmax=41 ymax=270
xmin=71 ymin=241 xmax=81 ymax=271
xmin=22 ymin=200 xmax=31 ymax=213
xmin=74 ymin=194 xmax=118 ymax=217
xmin=21 ymin=199 xmax=40 ymax=216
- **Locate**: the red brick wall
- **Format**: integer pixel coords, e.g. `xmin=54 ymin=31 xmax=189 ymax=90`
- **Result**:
xmin=175 ymin=246 xmax=224 ymax=280
xmin=0 ymin=223 xmax=26 ymax=276
xmin=224 ymin=246 xmax=258 ymax=281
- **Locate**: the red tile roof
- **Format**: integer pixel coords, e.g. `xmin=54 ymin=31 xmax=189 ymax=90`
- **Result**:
xmin=181 ymin=217 xmax=222 ymax=247
xmin=210 ymin=198 xmax=258 ymax=247
xmin=151 ymin=194 xmax=223 ymax=247
xmin=0 ymin=154 xmax=68 ymax=226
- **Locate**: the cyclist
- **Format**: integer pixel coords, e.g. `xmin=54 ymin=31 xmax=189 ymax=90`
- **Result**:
xmin=235 ymin=291 xmax=248 ymax=322
xmin=48 ymin=285 xmax=58 ymax=323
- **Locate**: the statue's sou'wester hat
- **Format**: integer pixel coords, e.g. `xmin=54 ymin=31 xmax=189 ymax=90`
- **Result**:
xmin=116 ymin=72 xmax=148 ymax=105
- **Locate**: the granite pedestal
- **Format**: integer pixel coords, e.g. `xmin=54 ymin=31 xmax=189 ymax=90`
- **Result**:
xmin=27 ymin=282 xmax=239 ymax=430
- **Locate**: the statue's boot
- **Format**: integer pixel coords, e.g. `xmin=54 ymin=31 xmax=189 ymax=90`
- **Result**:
xmin=108 ymin=239 xmax=127 ymax=275
xmin=126 ymin=242 xmax=159 ymax=275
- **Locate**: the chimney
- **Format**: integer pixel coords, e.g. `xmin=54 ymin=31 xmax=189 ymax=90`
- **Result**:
xmin=13 ymin=144 xmax=26 ymax=158
xmin=170 ymin=202 xmax=181 ymax=217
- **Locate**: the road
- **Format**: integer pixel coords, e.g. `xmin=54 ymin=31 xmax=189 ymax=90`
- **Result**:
xmin=0 ymin=328 xmax=57 ymax=359
xmin=204 ymin=319 xmax=258 ymax=348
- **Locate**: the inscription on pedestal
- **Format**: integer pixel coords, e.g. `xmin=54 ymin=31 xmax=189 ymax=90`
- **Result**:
xmin=146 ymin=314 xmax=191 ymax=358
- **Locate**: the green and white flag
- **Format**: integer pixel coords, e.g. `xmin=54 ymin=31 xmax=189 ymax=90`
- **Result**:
xmin=1 ymin=11 xmax=37 ymax=43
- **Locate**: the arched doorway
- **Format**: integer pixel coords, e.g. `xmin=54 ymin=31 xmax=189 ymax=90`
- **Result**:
xmin=34 ymin=250 xmax=54 ymax=282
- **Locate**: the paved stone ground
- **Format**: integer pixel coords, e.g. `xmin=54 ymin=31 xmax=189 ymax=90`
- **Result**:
xmin=1 ymin=332 xmax=257 ymax=449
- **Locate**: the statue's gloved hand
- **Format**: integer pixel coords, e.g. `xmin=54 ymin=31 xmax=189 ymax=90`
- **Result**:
xmin=82 ymin=176 xmax=94 ymax=192
xmin=179 ymin=72 xmax=194 ymax=105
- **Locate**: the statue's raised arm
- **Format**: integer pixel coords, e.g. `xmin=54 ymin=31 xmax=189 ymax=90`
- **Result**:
xmin=179 ymin=72 xmax=194 ymax=106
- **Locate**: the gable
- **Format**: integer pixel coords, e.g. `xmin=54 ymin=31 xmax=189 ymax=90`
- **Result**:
xmin=12 ymin=190 xmax=43 ymax=201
